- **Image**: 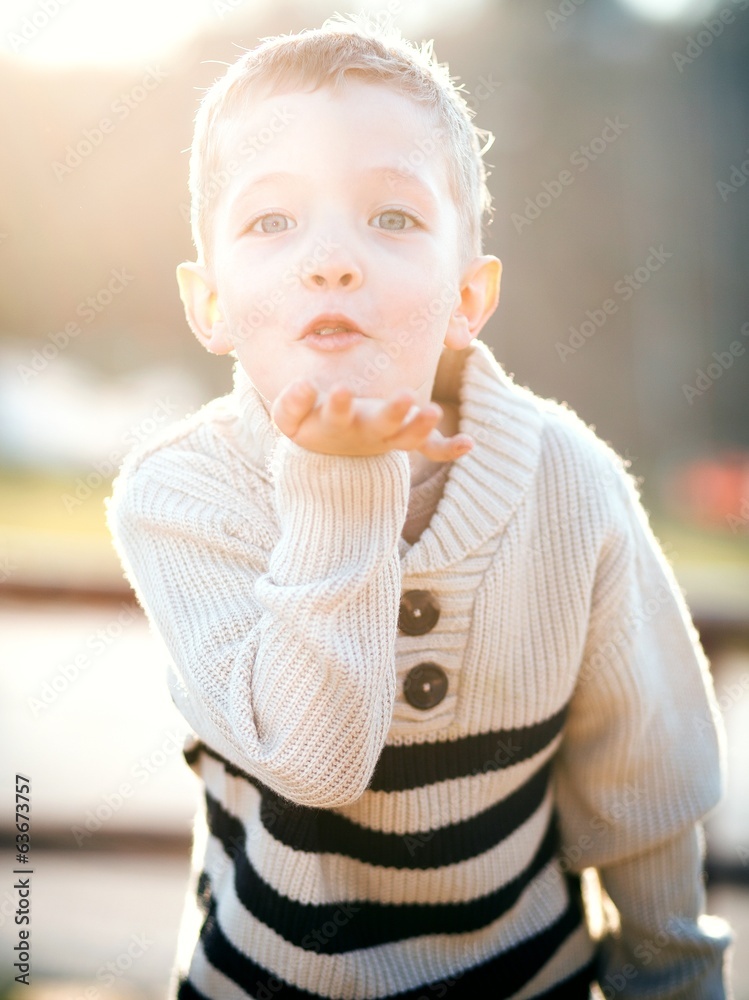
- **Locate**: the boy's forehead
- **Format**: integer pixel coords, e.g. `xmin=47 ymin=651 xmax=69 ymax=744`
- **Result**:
xmin=230 ymin=74 xmax=436 ymax=119
xmin=219 ymin=78 xmax=445 ymax=171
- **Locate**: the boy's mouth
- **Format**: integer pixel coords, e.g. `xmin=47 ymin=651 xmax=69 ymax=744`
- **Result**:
xmin=300 ymin=313 xmax=365 ymax=350
xmin=301 ymin=313 xmax=364 ymax=338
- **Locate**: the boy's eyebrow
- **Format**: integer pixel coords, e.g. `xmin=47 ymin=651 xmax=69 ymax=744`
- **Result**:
xmin=227 ymin=167 xmax=441 ymax=208
xmin=364 ymin=166 xmax=441 ymax=206
xmin=231 ymin=170 xmax=294 ymax=192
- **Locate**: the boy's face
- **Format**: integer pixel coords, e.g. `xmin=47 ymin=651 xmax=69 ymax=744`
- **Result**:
xmin=178 ymin=79 xmax=501 ymax=409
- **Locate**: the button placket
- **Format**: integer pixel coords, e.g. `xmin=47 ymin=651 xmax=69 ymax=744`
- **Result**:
xmin=398 ymin=590 xmax=448 ymax=712
xmin=403 ymin=662 xmax=448 ymax=710
xmin=398 ymin=590 xmax=440 ymax=636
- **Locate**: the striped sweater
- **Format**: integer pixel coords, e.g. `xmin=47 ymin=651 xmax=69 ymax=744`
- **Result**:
xmin=106 ymin=339 xmax=731 ymax=999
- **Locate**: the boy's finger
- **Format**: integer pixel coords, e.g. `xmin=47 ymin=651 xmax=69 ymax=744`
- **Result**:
xmin=420 ymin=431 xmax=474 ymax=463
xmin=322 ymin=384 xmax=354 ymax=426
xmin=386 ymin=403 xmax=442 ymax=443
xmin=383 ymin=392 xmax=417 ymax=415
xmin=376 ymin=393 xmax=418 ymax=433
xmin=271 ymin=380 xmax=318 ymax=437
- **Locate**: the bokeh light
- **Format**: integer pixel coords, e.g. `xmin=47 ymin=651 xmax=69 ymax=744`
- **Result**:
xmin=616 ymin=0 xmax=721 ymax=21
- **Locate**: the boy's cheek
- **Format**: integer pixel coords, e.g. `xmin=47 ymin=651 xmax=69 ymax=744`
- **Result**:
xmin=231 ymin=346 xmax=287 ymax=411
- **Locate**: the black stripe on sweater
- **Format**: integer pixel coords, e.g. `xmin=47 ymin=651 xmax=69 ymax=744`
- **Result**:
xmin=530 ymin=958 xmax=598 ymax=999
xmin=176 ymin=979 xmax=210 ymax=1000
xmin=204 ymin=759 xmax=552 ymax=870
xmin=369 ymin=703 xmax=568 ymax=791
xmin=175 ymin=962 xmax=598 ymax=1000
xmin=200 ymin=804 xmax=559 ymax=952
xmin=183 ymin=702 xmax=567 ymax=795
xmin=177 ymin=875 xmax=588 ymax=1000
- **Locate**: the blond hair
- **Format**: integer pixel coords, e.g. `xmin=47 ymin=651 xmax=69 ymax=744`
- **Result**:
xmin=187 ymin=12 xmax=494 ymax=267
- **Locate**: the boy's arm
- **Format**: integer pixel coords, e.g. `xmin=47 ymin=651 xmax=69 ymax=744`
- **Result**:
xmin=592 ymin=823 xmax=731 ymax=999
xmin=107 ymin=431 xmax=410 ymax=809
xmin=552 ymin=456 xmax=733 ymax=998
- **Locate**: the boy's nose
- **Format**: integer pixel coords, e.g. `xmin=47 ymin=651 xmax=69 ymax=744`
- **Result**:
xmin=300 ymin=244 xmax=363 ymax=291
xmin=306 ymin=270 xmax=359 ymax=288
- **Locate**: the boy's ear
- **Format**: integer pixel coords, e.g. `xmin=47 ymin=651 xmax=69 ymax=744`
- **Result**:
xmin=176 ymin=261 xmax=234 ymax=355
xmin=444 ymin=255 xmax=502 ymax=351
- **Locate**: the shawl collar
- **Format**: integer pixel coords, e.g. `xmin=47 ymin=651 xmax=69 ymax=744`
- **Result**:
xmin=228 ymin=339 xmax=544 ymax=571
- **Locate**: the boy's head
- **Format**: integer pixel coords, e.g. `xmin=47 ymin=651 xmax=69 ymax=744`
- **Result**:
xmin=177 ymin=13 xmax=502 ymax=408
xmin=189 ymin=13 xmax=494 ymax=270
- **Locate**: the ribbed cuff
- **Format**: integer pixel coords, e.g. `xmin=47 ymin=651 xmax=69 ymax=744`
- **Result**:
xmin=269 ymin=437 xmax=410 ymax=581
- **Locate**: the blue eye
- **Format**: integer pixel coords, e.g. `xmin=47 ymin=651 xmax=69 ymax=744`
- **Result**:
xmin=372 ymin=210 xmax=418 ymax=231
xmin=249 ymin=213 xmax=296 ymax=233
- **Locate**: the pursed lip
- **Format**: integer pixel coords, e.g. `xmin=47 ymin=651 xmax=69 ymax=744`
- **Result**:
xmin=299 ymin=313 xmax=365 ymax=339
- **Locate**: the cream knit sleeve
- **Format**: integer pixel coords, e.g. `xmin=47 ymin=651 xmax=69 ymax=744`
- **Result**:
xmin=106 ymin=432 xmax=410 ymax=809
xmin=551 ymin=449 xmax=732 ymax=997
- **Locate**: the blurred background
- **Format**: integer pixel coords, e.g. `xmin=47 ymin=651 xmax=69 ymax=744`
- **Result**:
xmin=1 ymin=0 xmax=748 ymax=996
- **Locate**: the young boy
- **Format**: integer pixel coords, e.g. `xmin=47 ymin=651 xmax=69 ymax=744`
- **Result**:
xmin=106 ymin=14 xmax=732 ymax=999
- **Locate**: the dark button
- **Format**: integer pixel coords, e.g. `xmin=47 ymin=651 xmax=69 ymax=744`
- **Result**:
xmin=398 ymin=590 xmax=440 ymax=636
xmin=403 ymin=663 xmax=448 ymax=710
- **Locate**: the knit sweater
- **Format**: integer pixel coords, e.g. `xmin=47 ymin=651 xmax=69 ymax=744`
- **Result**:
xmin=106 ymin=339 xmax=731 ymax=1000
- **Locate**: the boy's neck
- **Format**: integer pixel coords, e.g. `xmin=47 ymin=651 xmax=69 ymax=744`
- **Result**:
xmin=407 ymin=346 xmax=467 ymax=486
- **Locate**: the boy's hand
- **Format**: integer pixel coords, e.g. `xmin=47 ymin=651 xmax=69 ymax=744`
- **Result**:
xmin=271 ymin=380 xmax=473 ymax=461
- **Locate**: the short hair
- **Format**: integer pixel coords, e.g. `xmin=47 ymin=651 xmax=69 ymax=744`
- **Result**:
xmin=187 ymin=12 xmax=495 ymax=268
